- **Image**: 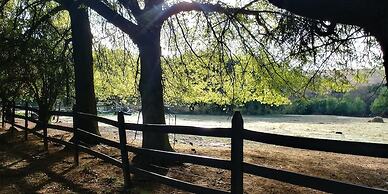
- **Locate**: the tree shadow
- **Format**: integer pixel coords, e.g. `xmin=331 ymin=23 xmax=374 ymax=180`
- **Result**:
xmin=0 ymin=131 xmax=96 ymax=193
xmin=0 ymin=130 xmax=179 ymax=193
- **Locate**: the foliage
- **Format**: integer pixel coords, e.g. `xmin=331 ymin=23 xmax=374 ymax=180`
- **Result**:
xmin=79 ymin=0 xmax=382 ymax=121
xmin=0 ymin=0 xmax=73 ymax=121
xmin=283 ymin=95 xmax=367 ymax=116
xmin=2 ymin=0 xmax=384 ymax=117
xmin=24 ymin=24 xmax=73 ymax=111
xmin=90 ymin=45 xmax=371 ymax=115
xmin=162 ymin=53 xmax=292 ymax=107
xmin=370 ymin=87 xmax=388 ymax=116
xmin=0 ymin=3 xmax=26 ymax=101
xmin=93 ymin=46 xmax=139 ymax=104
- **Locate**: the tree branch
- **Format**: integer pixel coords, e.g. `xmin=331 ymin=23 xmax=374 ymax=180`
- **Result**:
xmin=80 ymin=0 xmax=140 ymax=41
xmin=117 ymin=0 xmax=141 ymax=17
xmin=268 ymin=0 xmax=388 ymax=85
xmin=0 ymin=0 xmax=11 ymax=12
xmin=145 ymin=0 xmax=163 ymax=10
xmin=268 ymin=0 xmax=388 ymax=28
xmin=23 ymin=6 xmax=65 ymax=39
xmin=159 ymin=1 xmax=276 ymax=24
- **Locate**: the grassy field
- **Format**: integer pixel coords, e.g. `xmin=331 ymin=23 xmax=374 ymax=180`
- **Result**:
xmin=58 ymin=113 xmax=388 ymax=144
xmin=125 ymin=114 xmax=388 ymax=143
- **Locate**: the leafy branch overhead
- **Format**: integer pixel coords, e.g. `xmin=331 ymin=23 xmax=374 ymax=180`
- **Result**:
xmin=1 ymin=0 xmax=386 ymax=150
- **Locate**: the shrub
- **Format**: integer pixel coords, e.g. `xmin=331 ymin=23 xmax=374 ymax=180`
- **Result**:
xmin=285 ymin=95 xmax=367 ymax=116
xmin=370 ymin=88 xmax=388 ymax=117
xmin=282 ymin=99 xmax=312 ymax=114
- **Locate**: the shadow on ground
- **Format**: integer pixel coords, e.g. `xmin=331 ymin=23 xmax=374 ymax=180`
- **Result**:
xmin=0 ymin=128 xmax=174 ymax=194
xmin=0 ymin=130 xmax=99 ymax=193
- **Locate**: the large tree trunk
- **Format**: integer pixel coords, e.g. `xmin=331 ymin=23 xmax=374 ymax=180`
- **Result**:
xmin=381 ymin=43 xmax=388 ymax=87
xmin=373 ymin=24 xmax=388 ymax=87
xmin=137 ymin=28 xmax=173 ymax=151
xmin=68 ymin=4 xmax=100 ymax=142
xmin=35 ymin=101 xmax=51 ymax=130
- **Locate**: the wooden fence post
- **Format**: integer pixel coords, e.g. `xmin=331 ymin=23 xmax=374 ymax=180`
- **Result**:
xmin=56 ymin=102 xmax=60 ymax=123
xmin=1 ymin=102 xmax=4 ymax=128
xmin=43 ymin=122 xmax=48 ymax=151
xmin=11 ymin=101 xmax=15 ymax=129
xmin=73 ymin=105 xmax=79 ymax=166
xmin=38 ymin=103 xmax=49 ymax=152
xmin=118 ymin=111 xmax=131 ymax=190
xmin=24 ymin=102 xmax=28 ymax=141
xmin=231 ymin=111 xmax=244 ymax=194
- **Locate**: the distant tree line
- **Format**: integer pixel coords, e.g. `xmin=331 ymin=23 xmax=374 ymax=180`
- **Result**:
xmin=179 ymin=84 xmax=388 ymax=117
xmin=282 ymin=86 xmax=388 ymax=117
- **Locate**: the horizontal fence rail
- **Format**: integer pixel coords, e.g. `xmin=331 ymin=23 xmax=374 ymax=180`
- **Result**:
xmin=77 ymin=143 xmax=122 ymax=167
xmin=13 ymin=114 xmax=26 ymax=120
xmin=49 ymin=110 xmax=73 ymax=117
xmin=77 ymin=112 xmax=119 ymax=127
xmin=128 ymin=164 xmax=229 ymax=194
xmin=19 ymin=116 xmax=38 ymax=123
xmin=244 ymin=130 xmax=388 ymax=158
xmin=46 ymin=124 xmax=73 ymax=133
xmin=14 ymin=105 xmax=38 ymax=113
xmin=124 ymin=123 xmax=231 ymax=138
xmin=244 ymin=163 xmax=388 ymax=194
xmin=4 ymin=103 xmax=388 ymax=194
xmin=13 ymin=123 xmax=28 ymax=131
xmin=76 ymin=128 xmax=120 ymax=149
xmin=126 ymin=146 xmax=231 ymax=170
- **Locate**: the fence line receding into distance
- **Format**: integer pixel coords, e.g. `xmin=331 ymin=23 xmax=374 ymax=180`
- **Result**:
xmin=2 ymin=103 xmax=388 ymax=194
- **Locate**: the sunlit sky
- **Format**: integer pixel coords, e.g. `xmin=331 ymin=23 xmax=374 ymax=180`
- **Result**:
xmin=90 ymin=0 xmax=252 ymax=52
xmin=89 ymin=0 xmax=383 ymax=72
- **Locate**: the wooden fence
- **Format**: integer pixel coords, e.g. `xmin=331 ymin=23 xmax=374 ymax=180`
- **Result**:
xmin=2 ymin=103 xmax=388 ymax=194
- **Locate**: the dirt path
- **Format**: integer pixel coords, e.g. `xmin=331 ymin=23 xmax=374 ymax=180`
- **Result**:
xmin=1 ymin=124 xmax=388 ymax=194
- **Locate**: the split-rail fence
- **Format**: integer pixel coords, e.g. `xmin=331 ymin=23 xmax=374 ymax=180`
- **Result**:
xmin=2 ymin=103 xmax=388 ymax=193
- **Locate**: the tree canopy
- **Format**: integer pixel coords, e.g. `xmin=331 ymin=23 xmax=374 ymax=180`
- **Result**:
xmin=1 ymin=0 xmax=386 ymax=151
xmin=0 ymin=0 xmax=73 ymax=126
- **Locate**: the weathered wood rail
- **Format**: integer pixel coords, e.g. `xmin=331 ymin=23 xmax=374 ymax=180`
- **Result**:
xmin=2 ymin=103 xmax=388 ymax=193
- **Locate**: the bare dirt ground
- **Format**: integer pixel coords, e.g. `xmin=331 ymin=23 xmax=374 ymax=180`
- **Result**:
xmin=1 ymin=116 xmax=388 ymax=194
